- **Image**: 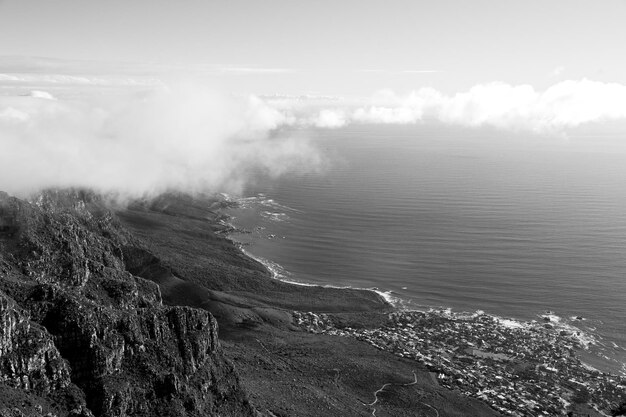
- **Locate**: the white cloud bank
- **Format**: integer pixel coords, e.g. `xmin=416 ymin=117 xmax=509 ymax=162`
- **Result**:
xmin=2 ymin=77 xmax=626 ymax=198
xmin=265 ymin=79 xmax=626 ymax=134
xmin=0 ymin=84 xmax=322 ymax=198
xmin=380 ymin=79 xmax=626 ymax=132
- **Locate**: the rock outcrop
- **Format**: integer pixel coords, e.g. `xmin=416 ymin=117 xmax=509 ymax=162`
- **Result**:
xmin=0 ymin=190 xmax=256 ymax=417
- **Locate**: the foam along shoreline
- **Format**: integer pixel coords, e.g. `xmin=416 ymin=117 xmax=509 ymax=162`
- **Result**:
xmin=235 ymin=237 xmax=401 ymax=305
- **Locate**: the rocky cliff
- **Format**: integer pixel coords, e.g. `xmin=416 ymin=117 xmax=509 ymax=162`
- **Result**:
xmin=0 ymin=190 xmax=256 ymax=417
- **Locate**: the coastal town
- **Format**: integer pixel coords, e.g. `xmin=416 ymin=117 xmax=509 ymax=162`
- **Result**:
xmin=294 ymin=309 xmax=626 ymax=416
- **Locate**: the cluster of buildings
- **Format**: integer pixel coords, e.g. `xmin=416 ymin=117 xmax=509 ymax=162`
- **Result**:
xmin=294 ymin=310 xmax=626 ymax=416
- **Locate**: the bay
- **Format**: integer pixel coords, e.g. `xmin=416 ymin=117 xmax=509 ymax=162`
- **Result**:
xmin=228 ymin=125 xmax=626 ymax=375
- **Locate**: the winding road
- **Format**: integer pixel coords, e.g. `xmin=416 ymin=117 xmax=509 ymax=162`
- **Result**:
xmin=363 ymin=371 xmax=439 ymax=416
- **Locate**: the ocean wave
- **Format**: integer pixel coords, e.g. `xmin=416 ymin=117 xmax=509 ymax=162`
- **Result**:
xmin=260 ymin=211 xmax=290 ymax=222
xmin=236 ymin=244 xmax=419 ymax=305
xmin=538 ymin=312 xmax=597 ymax=349
xmin=222 ymin=192 xmax=302 ymax=214
xmin=259 ymin=197 xmax=303 ymax=213
xmin=237 ymin=247 xmax=292 ymax=281
xmin=369 ymin=289 xmax=406 ymax=308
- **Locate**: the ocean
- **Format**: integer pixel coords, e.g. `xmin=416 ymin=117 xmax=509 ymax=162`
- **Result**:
xmin=226 ymin=125 xmax=626 ymax=375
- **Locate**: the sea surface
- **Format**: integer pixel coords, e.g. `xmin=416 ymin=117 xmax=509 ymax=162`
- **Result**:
xmin=226 ymin=125 xmax=626 ymax=375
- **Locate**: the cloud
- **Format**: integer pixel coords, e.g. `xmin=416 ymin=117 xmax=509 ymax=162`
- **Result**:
xmin=0 ymin=84 xmax=323 ymax=199
xmin=291 ymin=79 xmax=626 ymax=133
xmin=352 ymin=105 xmax=422 ymax=124
xmin=4 ymin=76 xmax=626 ymax=200
xmin=311 ymin=109 xmax=347 ymax=128
xmin=0 ymin=106 xmax=28 ymax=122
xmin=29 ymin=90 xmax=57 ymax=100
xmin=426 ymin=79 xmax=626 ymax=131
xmin=230 ymin=80 xmax=626 ymax=134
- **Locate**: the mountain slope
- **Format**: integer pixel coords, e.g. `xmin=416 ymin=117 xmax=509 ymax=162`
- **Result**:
xmin=0 ymin=190 xmax=255 ymax=417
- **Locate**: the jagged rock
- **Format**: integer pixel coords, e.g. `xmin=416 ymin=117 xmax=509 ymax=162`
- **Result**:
xmin=0 ymin=190 xmax=256 ymax=417
xmin=0 ymin=290 xmax=92 ymax=417
xmin=0 ymin=291 xmax=71 ymax=394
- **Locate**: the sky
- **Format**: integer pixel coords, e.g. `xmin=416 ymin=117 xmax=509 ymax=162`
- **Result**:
xmin=1 ymin=0 xmax=626 ymax=95
xmin=2 ymin=0 xmax=626 ymax=197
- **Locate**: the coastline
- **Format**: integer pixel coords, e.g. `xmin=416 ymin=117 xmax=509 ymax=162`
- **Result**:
xmin=218 ymin=197 xmax=626 ymax=416
xmin=221 ymin=192 xmax=626 ymax=361
xmin=215 ymin=205 xmax=397 ymax=310
xmin=237 ymin=239 xmax=401 ymax=307
xmin=230 ymin=230 xmax=626 ymax=415
xmin=222 ymin=201 xmax=598 ymax=348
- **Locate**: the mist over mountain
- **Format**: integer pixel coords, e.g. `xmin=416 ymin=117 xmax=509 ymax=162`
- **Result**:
xmin=3 ymin=65 xmax=626 ymax=200
xmin=0 ymin=82 xmax=323 ymax=199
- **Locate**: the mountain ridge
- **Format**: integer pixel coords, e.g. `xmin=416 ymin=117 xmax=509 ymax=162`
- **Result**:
xmin=0 ymin=190 xmax=255 ymax=417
